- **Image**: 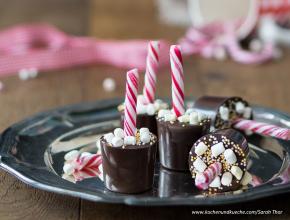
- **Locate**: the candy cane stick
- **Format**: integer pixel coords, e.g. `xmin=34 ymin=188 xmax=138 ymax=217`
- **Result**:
xmin=143 ymin=41 xmax=160 ymax=104
xmin=195 ymin=162 xmax=222 ymax=190
xmin=170 ymin=45 xmax=185 ymax=117
xmin=233 ymin=118 xmax=290 ymax=140
xmin=124 ymin=68 xmax=139 ymax=136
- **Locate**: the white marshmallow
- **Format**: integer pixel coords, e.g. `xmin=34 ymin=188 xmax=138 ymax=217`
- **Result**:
xmin=189 ymin=112 xmax=199 ymax=125
xmin=124 ymin=136 xmax=136 ymax=145
xmin=243 ymin=107 xmax=252 ymax=119
xmin=211 ymin=142 xmax=225 ymax=157
xmin=178 ymin=114 xmax=190 ymax=123
xmin=185 ymin=108 xmax=195 ymax=115
xmin=140 ymin=132 xmax=151 ymax=144
xmin=164 ymin=113 xmax=176 ymax=122
xmin=104 ymin=132 xmax=114 ymax=143
xmin=231 ymin=166 xmax=243 ymax=180
xmin=235 ymin=102 xmax=245 ymax=114
xmin=137 ymin=95 xmax=146 ymax=104
xmin=137 ymin=104 xmax=147 ymax=114
xmin=198 ymin=112 xmax=207 ymax=122
xmin=81 ymin=152 xmax=92 ymax=158
xmin=64 ymin=150 xmax=79 ymax=161
xmin=209 ymin=176 xmax=221 ymax=188
xmin=224 ymin=149 xmax=237 ymax=165
xmin=114 ymin=128 xmax=125 ymax=139
xmin=111 ymin=136 xmax=123 ymax=147
xmin=221 ymin=172 xmax=233 ymax=186
xmin=193 ymin=157 xmax=207 ymax=173
xmin=146 ymin=103 xmax=156 ymax=115
xmin=63 ymin=163 xmax=74 ymax=175
xmin=195 ymin=142 xmax=208 ymax=156
xmin=158 ymin=109 xmax=171 ymax=118
xmin=241 ymin=171 xmax=252 ymax=186
xmin=219 ymin=106 xmax=229 ymax=121
xmin=139 ymin=127 xmax=149 ymax=135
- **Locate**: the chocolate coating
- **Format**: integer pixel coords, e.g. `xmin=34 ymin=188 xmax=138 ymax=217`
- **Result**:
xmin=189 ymin=129 xmax=249 ymax=193
xmin=157 ymin=119 xmax=210 ymax=171
xmin=194 ymin=96 xmax=252 ymax=129
xmin=100 ymin=137 xmax=157 ymax=194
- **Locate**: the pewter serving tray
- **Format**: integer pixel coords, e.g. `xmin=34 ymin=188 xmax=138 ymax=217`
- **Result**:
xmin=0 ymin=98 xmax=290 ymax=206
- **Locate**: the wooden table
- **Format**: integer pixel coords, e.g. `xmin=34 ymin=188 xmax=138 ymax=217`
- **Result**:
xmin=0 ymin=0 xmax=289 ymax=219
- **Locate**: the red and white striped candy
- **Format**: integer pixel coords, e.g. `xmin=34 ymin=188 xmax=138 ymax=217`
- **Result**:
xmin=195 ymin=162 xmax=222 ymax=190
xmin=124 ymin=68 xmax=139 ymax=136
xmin=233 ymin=118 xmax=290 ymax=140
xmin=143 ymin=41 xmax=160 ymax=104
xmin=170 ymin=45 xmax=185 ymax=117
xmin=259 ymin=0 xmax=290 ymax=16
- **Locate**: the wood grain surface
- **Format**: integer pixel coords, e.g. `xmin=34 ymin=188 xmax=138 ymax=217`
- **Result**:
xmin=0 ymin=0 xmax=289 ymax=219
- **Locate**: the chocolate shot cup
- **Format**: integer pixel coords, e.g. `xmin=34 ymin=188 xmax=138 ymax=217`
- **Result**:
xmin=100 ymin=135 xmax=157 ymax=194
xmin=189 ymin=129 xmax=249 ymax=193
xmin=194 ymin=96 xmax=253 ymax=129
xmin=157 ymin=119 xmax=210 ymax=171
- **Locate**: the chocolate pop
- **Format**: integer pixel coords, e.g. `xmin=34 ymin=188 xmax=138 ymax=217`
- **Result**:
xmin=189 ymin=129 xmax=252 ymax=193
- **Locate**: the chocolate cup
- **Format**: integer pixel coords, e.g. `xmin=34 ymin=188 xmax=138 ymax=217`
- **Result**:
xmin=120 ymin=111 xmax=157 ymax=136
xmin=189 ymin=128 xmax=249 ymax=192
xmin=100 ymin=137 xmax=157 ymax=194
xmin=193 ymin=96 xmax=252 ymax=129
xmin=157 ymin=119 xmax=210 ymax=171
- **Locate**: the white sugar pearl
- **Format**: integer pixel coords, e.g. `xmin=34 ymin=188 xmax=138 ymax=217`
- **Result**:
xmin=221 ymin=172 xmax=233 ymax=186
xmin=139 ymin=127 xmax=149 ymax=135
xmin=146 ymin=103 xmax=156 ymax=115
xmin=102 ymin=77 xmax=116 ymax=92
xmin=219 ymin=106 xmax=229 ymax=121
xmin=211 ymin=142 xmax=225 ymax=157
xmin=178 ymin=114 xmax=189 ymax=123
xmin=193 ymin=157 xmax=207 ymax=173
xmin=189 ymin=112 xmax=199 ymax=125
xmin=230 ymin=166 xmax=243 ymax=180
xmin=164 ymin=113 xmax=176 ymax=122
xmin=140 ymin=133 xmax=151 ymax=144
xmin=224 ymin=149 xmax=237 ymax=165
xmin=241 ymin=171 xmax=252 ymax=186
xmin=209 ymin=176 xmax=221 ymax=188
xmin=124 ymin=136 xmax=136 ymax=145
xmin=104 ymin=132 xmax=115 ymax=143
xmin=114 ymin=128 xmax=125 ymax=139
xmin=63 ymin=163 xmax=74 ymax=175
xmin=235 ymin=102 xmax=245 ymax=114
xmin=195 ymin=142 xmax=208 ymax=156
xmin=137 ymin=104 xmax=147 ymax=114
xmin=158 ymin=109 xmax=171 ymax=118
xmin=64 ymin=150 xmax=79 ymax=161
xmin=111 ymin=136 xmax=123 ymax=147
xmin=18 ymin=69 xmax=30 ymax=81
xmin=198 ymin=112 xmax=207 ymax=122
xmin=243 ymin=107 xmax=252 ymax=119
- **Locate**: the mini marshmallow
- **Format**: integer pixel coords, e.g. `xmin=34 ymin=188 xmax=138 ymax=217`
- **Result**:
xmin=235 ymin=102 xmax=245 ymax=114
xmin=231 ymin=166 xmax=243 ymax=180
xmin=189 ymin=112 xmax=199 ymax=125
xmin=104 ymin=132 xmax=115 ymax=143
xmin=111 ymin=136 xmax=124 ymax=147
xmin=63 ymin=163 xmax=74 ymax=175
xmin=241 ymin=171 xmax=252 ymax=186
xmin=114 ymin=128 xmax=125 ymax=139
xmin=195 ymin=142 xmax=208 ymax=156
xmin=185 ymin=108 xmax=195 ymax=115
xmin=140 ymin=132 xmax=151 ymax=144
xmin=193 ymin=157 xmax=207 ymax=173
xmin=209 ymin=176 xmax=221 ymax=188
xmin=139 ymin=127 xmax=149 ymax=135
xmin=158 ymin=109 xmax=171 ymax=118
xmin=146 ymin=103 xmax=156 ymax=115
xmin=137 ymin=104 xmax=147 ymax=114
xmin=178 ymin=114 xmax=190 ymax=123
xmin=80 ymin=152 xmax=92 ymax=158
xmin=124 ymin=136 xmax=136 ymax=145
xmin=211 ymin=142 xmax=225 ymax=157
xmin=224 ymin=149 xmax=237 ymax=165
xmin=219 ymin=106 xmax=229 ymax=121
xmin=164 ymin=113 xmax=176 ymax=122
xmin=243 ymin=107 xmax=252 ymax=119
xmin=221 ymin=172 xmax=233 ymax=186
xmin=64 ymin=150 xmax=79 ymax=161
xmin=198 ymin=112 xmax=207 ymax=122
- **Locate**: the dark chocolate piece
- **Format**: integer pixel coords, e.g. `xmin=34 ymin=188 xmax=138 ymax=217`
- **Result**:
xmin=189 ymin=129 xmax=249 ymax=193
xmin=194 ymin=96 xmax=252 ymax=129
xmin=157 ymin=119 xmax=210 ymax=171
xmin=100 ymin=136 xmax=157 ymax=194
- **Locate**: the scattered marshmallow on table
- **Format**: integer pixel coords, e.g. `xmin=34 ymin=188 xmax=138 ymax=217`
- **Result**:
xmin=111 ymin=136 xmax=123 ymax=147
xmin=219 ymin=106 xmax=229 ymax=120
xmin=231 ymin=166 xmax=243 ymax=180
xmin=193 ymin=157 xmax=207 ymax=173
xmin=223 ymin=149 xmax=237 ymax=165
xmin=124 ymin=136 xmax=136 ymax=145
xmin=211 ymin=142 xmax=225 ymax=157
xmin=221 ymin=172 xmax=233 ymax=186
xmin=235 ymin=102 xmax=245 ymax=114
xmin=114 ymin=128 xmax=125 ymax=139
xmin=195 ymin=142 xmax=208 ymax=156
